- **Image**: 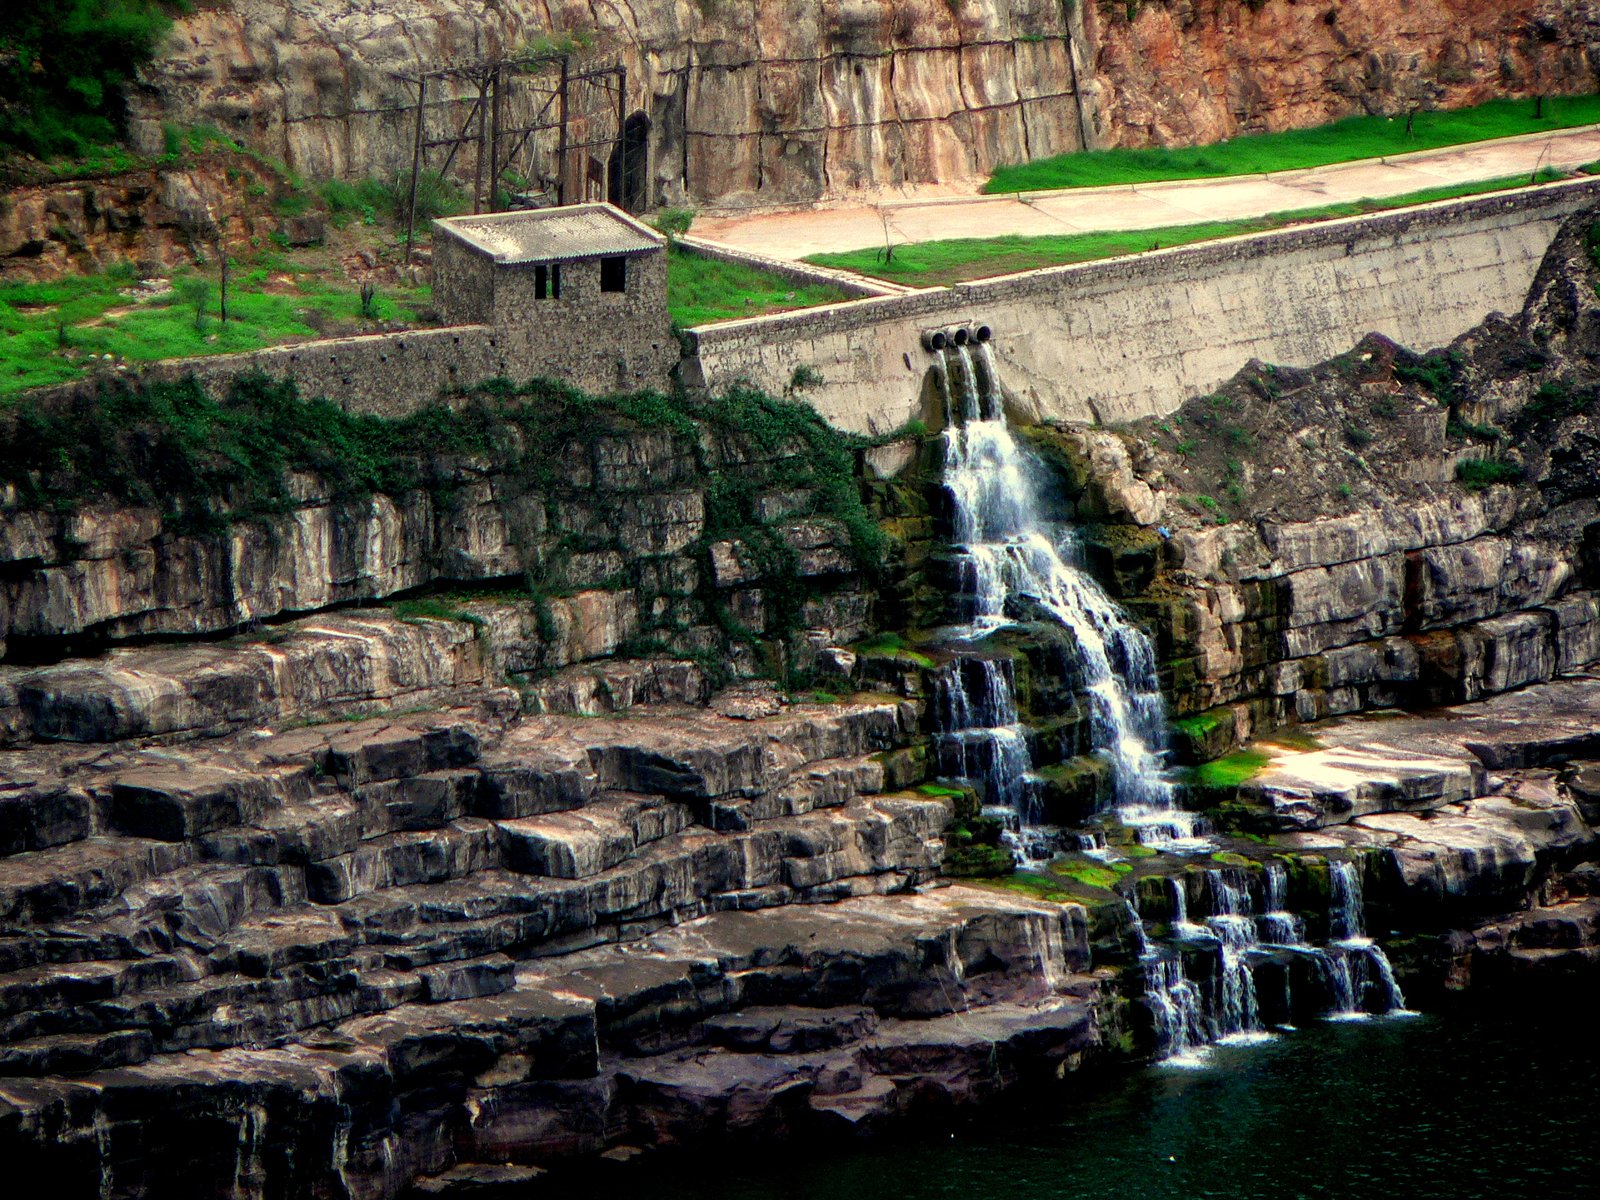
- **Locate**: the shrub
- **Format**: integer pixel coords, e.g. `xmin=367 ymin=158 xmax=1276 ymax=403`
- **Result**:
xmin=174 ymin=276 xmax=213 ymax=332
xmin=321 ymin=171 xmax=465 ymax=228
xmin=1520 ymin=379 xmax=1594 ymax=427
xmin=652 ymin=206 xmax=697 ymax=244
xmin=1447 ymin=415 xmax=1503 ymax=442
xmin=786 ymin=364 xmax=824 ymax=394
xmin=1456 ymin=458 xmax=1525 ymax=490
xmin=0 ymin=1 xmax=177 ymax=158
xmin=1394 ymin=351 xmax=1460 ymax=404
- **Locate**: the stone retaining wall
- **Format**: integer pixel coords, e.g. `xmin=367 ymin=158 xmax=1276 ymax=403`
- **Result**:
xmin=687 ymin=178 xmax=1600 ymax=435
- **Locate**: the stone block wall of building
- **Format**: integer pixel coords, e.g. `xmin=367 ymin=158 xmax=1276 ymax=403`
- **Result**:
xmin=431 ymin=234 xmax=495 ymax=326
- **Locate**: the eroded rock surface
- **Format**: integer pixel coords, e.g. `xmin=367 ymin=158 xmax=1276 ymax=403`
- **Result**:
xmin=128 ymin=1 xmax=1599 ymax=206
xmin=1 ymin=615 xmax=1098 ymax=1195
xmin=1037 ymin=209 xmax=1600 ymax=760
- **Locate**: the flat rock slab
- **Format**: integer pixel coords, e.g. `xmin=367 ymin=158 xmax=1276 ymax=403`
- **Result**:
xmin=408 ymin=1164 xmax=546 ymax=1197
xmin=1281 ymin=783 xmax=1595 ymax=919
xmin=1242 ymin=742 xmax=1485 ymax=831
xmin=1247 ymin=675 xmax=1600 ymax=830
xmin=0 ymin=886 xmax=1100 ymax=1194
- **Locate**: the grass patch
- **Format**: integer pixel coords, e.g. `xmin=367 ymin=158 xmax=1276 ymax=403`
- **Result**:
xmin=1192 ymin=750 xmax=1272 ymax=790
xmin=806 ymin=173 xmax=1571 ymax=287
xmin=0 ymin=263 xmax=433 ymax=396
xmin=850 ymin=631 xmax=936 ymax=669
xmin=387 ymin=594 xmax=494 ymax=633
xmin=1394 ymin=351 xmax=1462 ymax=404
xmin=984 ymin=95 xmax=1600 ymax=193
xmin=666 ymin=246 xmax=852 ymax=327
xmin=970 ymin=872 xmax=1077 ymax=903
xmin=1050 ymin=859 xmax=1134 ymax=892
xmin=1173 ymin=711 xmax=1226 ymax=739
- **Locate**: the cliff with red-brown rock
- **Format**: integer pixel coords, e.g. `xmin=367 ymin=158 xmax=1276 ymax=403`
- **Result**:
xmin=127 ymin=0 xmax=1599 ymax=207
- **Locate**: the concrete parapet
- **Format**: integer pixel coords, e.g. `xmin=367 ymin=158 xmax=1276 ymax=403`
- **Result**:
xmin=686 ymin=177 xmax=1600 ymax=435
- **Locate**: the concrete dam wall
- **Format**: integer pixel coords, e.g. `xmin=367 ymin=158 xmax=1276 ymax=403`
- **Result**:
xmin=687 ymin=178 xmax=1600 ymax=436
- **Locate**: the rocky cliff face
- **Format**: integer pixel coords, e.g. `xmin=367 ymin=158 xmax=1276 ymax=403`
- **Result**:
xmin=129 ymin=0 xmax=1600 ymax=208
xmin=0 ymin=383 xmax=885 ymax=686
xmin=1025 ymin=209 xmax=1600 ymax=768
xmin=7 ymin=215 xmax=1600 ymax=1197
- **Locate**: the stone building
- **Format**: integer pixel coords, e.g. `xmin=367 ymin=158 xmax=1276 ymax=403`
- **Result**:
xmin=432 ymin=202 xmax=677 ymax=393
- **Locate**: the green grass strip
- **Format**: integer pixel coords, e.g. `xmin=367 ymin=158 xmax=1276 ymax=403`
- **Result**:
xmin=1192 ymin=750 xmax=1272 ymax=790
xmin=984 ymin=94 xmax=1600 ymax=194
xmin=805 ymin=170 xmax=1572 ymax=288
xmin=666 ymin=246 xmax=853 ymax=327
xmin=0 ymin=262 xmax=432 ymax=397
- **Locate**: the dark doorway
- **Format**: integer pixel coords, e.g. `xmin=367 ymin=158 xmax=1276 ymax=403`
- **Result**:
xmin=609 ymin=112 xmax=651 ymax=213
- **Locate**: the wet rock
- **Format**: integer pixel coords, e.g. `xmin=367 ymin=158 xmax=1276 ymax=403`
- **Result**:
xmin=408 ymin=1163 xmax=546 ymax=1197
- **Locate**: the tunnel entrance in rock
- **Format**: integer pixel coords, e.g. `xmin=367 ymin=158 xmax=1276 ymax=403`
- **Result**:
xmin=609 ymin=112 xmax=651 ymax=213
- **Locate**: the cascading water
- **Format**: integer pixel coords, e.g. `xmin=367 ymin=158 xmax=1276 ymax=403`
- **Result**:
xmin=1328 ymin=860 xmax=1412 ymax=1016
xmin=1138 ymin=859 xmax=1415 ymax=1062
xmin=1143 ymin=957 xmax=1210 ymax=1064
xmin=1201 ymin=870 xmax=1268 ymax=1043
xmin=1120 ymin=893 xmax=1209 ymax=1065
xmin=1329 ymin=860 xmax=1367 ymax=941
xmin=932 ymin=655 xmax=1046 ymax=862
xmin=1258 ymin=862 xmax=1305 ymax=945
xmin=922 ymin=336 xmax=1415 ymax=1065
xmin=931 ymin=343 xmax=1203 ymax=852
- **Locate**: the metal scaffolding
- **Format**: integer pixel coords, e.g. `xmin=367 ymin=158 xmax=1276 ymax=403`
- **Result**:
xmin=395 ymin=53 xmax=629 ymax=262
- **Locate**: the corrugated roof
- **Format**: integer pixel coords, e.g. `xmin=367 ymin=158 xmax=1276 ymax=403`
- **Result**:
xmin=434 ymin=203 xmax=664 ymax=265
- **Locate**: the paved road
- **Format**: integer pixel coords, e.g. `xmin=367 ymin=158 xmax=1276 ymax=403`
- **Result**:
xmin=694 ymin=126 xmax=1600 ymax=261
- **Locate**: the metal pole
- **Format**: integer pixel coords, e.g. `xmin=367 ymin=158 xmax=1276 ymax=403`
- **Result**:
xmin=473 ymin=70 xmax=489 ymax=214
xmin=615 ymin=65 xmax=628 ymax=209
xmin=489 ymin=62 xmax=504 ymax=211
xmin=556 ymin=55 xmax=569 ymax=205
xmin=405 ymin=75 xmax=426 ymax=265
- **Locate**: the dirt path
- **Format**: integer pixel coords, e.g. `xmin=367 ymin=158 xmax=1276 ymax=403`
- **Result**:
xmin=694 ymin=126 xmax=1600 ymax=261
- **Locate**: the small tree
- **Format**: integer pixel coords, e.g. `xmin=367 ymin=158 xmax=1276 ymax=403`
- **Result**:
xmin=176 ymin=276 xmax=213 ymax=333
xmin=652 ymin=206 xmax=697 ymax=246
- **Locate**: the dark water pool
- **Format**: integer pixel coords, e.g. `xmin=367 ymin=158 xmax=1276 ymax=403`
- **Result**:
xmin=561 ymin=995 xmax=1600 ymax=1200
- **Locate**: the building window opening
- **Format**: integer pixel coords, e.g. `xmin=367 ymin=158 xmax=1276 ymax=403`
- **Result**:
xmin=600 ymin=256 xmax=627 ymax=294
xmin=534 ymin=264 xmax=562 ymax=300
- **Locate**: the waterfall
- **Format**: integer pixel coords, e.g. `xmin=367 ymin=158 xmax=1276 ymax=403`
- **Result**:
xmin=1169 ymin=875 xmax=1206 ymax=940
xmin=1133 ymin=858 xmax=1417 ymax=1064
xmin=1330 ymin=861 xmax=1366 ymax=941
xmin=1355 ymin=942 xmax=1412 ymax=1015
xmin=1143 ymin=956 xmax=1210 ymax=1065
xmin=1328 ymin=859 xmax=1412 ymax=1015
xmin=1258 ymin=862 xmax=1305 ymax=945
xmin=932 ymin=343 xmax=1202 ymax=852
xmin=1123 ymin=893 xmax=1209 ymax=1064
xmin=1202 ymin=870 xmax=1267 ymax=1042
xmin=932 ymin=655 xmax=1042 ymax=861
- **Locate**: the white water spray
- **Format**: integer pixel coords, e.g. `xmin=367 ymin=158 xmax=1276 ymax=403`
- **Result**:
xmin=933 ymin=344 xmax=1203 ymax=852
